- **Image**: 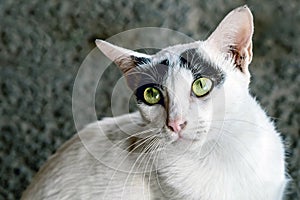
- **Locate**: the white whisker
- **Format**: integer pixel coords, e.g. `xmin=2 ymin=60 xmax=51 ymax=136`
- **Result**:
xmin=120 ymin=134 xmax=158 ymax=199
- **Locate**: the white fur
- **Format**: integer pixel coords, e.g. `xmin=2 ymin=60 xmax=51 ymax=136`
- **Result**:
xmin=22 ymin=6 xmax=287 ymax=200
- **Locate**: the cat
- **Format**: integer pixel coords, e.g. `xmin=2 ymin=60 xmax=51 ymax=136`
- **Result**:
xmin=22 ymin=6 xmax=287 ymax=200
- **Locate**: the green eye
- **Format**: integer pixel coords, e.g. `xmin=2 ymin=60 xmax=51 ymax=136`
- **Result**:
xmin=143 ymin=87 xmax=161 ymax=104
xmin=192 ymin=77 xmax=213 ymax=97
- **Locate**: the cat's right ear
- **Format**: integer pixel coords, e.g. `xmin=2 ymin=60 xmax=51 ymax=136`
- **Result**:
xmin=206 ymin=6 xmax=254 ymax=75
xmin=95 ymin=40 xmax=151 ymax=74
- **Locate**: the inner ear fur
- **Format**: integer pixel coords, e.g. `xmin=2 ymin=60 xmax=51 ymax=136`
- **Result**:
xmin=95 ymin=39 xmax=151 ymax=74
xmin=207 ymin=5 xmax=254 ymax=74
xmin=228 ymin=41 xmax=252 ymax=73
xmin=95 ymin=40 xmax=152 ymax=90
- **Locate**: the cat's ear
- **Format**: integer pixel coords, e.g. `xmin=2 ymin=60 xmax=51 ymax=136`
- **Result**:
xmin=206 ymin=6 xmax=254 ymax=74
xmin=95 ymin=40 xmax=152 ymax=90
xmin=95 ymin=39 xmax=151 ymax=74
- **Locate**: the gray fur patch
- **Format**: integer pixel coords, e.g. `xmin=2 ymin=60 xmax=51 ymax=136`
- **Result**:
xmin=179 ymin=48 xmax=225 ymax=86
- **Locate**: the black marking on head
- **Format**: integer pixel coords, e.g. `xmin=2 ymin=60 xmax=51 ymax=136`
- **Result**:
xmin=125 ymin=59 xmax=169 ymax=93
xmin=179 ymin=55 xmax=188 ymax=66
xmin=131 ymin=56 xmax=151 ymax=66
xmin=159 ymin=59 xmax=169 ymax=66
xmin=179 ymin=48 xmax=225 ymax=86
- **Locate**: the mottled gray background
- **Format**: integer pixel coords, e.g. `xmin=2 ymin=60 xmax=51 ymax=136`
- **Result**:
xmin=0 ymin=0 xmax=299 ymax=199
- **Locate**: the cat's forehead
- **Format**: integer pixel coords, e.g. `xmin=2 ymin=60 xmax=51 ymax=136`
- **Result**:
xmin=128 ymin=43 xmax=227 ymax=92
xmin=146 ymin=44 xmax=226 ymax=86
xmin=154 ymin=42 xmax=201 ymax=60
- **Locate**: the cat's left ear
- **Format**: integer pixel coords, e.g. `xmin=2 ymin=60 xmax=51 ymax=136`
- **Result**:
xmin=206 ymin=6 xmax=254 ymax=74
xmin=95 ymin=39 xmax=151 ymax=74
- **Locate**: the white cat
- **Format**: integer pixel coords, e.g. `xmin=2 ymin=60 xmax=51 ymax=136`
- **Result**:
xmin=22 ymin=6 xmax=287 ymax=200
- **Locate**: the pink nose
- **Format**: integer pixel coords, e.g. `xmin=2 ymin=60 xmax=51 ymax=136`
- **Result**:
xmin=168 ymin=119 xmax=187 ymax=133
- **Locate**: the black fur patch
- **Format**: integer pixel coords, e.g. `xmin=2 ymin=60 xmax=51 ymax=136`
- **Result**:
xmin=125 ymin=60 xmax=169 ymax=92
xmin=131 ymin=56 xmax=151 ymax=66
xmin=179 ymin=48 xmax=225 ymax=86
xmin=159 ymin=59 xmax=169 ymax=66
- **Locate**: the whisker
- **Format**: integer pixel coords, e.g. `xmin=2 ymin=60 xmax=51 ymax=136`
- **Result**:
xmin=100 ymin=127 xmax=160 ymax=159
xmin=120 ymin=134 xmax=158 ymax=198
xmin=134 ymin=136 xmax=159 ymax=174
xmin=154 ymin=145 xmax=173 ymax=198
xmin=140 ymin=138 xmax=160 ymax=198
xmin=104 ymin=133 xmax=157 ymax=198
xmin=147 ymin=141 xmax=162 ymax=198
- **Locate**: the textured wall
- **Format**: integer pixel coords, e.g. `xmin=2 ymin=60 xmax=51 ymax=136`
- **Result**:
xmin=0 ymin=0 xmax=299 ymax=199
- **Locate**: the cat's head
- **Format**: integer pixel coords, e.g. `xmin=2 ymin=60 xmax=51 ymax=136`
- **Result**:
xmin=96 ymin=6 xmax=253 ymax=147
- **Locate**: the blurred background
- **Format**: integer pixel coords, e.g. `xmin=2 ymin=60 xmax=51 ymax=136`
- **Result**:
xmin=0 ymin=0 xmax=299 ymax=199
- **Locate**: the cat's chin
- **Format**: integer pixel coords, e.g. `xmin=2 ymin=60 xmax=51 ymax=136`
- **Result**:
xmin=163 ymin=131 xmax=207 ymax=151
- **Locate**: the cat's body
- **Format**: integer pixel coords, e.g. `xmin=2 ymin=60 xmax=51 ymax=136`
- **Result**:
xmin=22 ymin=6 xmax=287 ymax=200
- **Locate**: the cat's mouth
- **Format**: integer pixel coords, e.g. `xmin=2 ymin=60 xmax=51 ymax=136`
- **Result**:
xmin=167 ymin=130 xmax=201 ymax=143
xmin=176 ymin=132 xmax=192 ymax=141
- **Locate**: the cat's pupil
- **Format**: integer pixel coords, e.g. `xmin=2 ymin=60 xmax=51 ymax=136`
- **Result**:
xmin=199 ymin=79 xmax=204 ymax=88
xmin=147 ymin=88 xmax=154 ymax=97
xmin=135 ymin=84 xmax=164 ymax=106
xmin=192 ymin=77 xmax=213 ymax=97
xmin=143 ymin=87 xmax=161 ymax=105
xmin=199 ymin=79 xmax=207 ymax=89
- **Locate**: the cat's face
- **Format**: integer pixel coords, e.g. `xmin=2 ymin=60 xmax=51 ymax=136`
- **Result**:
xmin=126 ymin=46 xmax=228 ymax=145
xmin=96 ymin=6 xmax=254 ymax=147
